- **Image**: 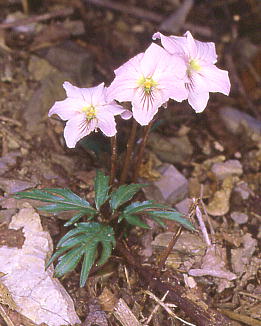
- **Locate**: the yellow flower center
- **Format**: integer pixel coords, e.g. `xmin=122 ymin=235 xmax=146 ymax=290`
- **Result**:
xmin=81 ymin=105 xmax=96 ymax=120
xmin=189 ymin=59 xmax=201 ymax=72
xmin=138 ymin=77 xmax=158 ymax=94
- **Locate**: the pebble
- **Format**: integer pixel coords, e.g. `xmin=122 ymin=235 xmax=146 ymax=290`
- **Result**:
xmin=206 ymin=177 xmax=233 ymax=216
xmin=234 ymin=182 xmax=252 ymax=200
xmin=143 ymin=163 xmax=188 ymax=205
xmin=211 ymin=159 xmax=243 ymax=180
xmin=175 ymin=198 xmax=193 ymax=215
xmin=147 ymin=133 xmax=193 ymax=164
xmin=219 ymin=106 xmax=261 ymax=140
xmin=230 ymin=211 xmax=248 ymax=224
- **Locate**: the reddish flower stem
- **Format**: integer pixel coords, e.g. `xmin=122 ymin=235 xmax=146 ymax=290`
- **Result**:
xmin=133 ymin=120 xmax=153 ymax=182
xmin=157 ymin=226 xmax=182 ymax=271
xmin=110 ymin=135 xmax=117 ymax=186
xmin=120 ymin=119 xmax=138 ymax=184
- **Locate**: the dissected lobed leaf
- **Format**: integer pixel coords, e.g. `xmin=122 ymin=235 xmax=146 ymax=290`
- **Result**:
xmin=47 ymin=222 xmax=115 ymax=287
xmin=94 ymin=170 xmax=110 ymax=210
xmin=15 ymin=188 xmax=97 ymax=215
xmin=109 ymin=184 xmax=146 ymax=211
xmin=148 ymin=210 xmax=195 ymax=230
xmin=121 ymin=201 xmax=195 ymax=230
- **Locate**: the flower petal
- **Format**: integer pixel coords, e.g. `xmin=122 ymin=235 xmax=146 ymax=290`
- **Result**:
xmin=64 ymin=114 xmax=96 ymax=148
xmin=87 ymin=83 xmax=106 ymax=105
xmin=97 ymin=112 xmax=117 ymax=137
xmin=120 ymin=109 xmax=132 ymax=120
xmin=140 ymin=43 xmax=168 ymax=77
xmin=63 ymin=82 xmax=85 ymax=99
xmin=103 ymin=102 xmax=132 ymax=120
xmin=48 ymin=98 xmax=86 ymax=120
xmin=183 ymin=31 xmax=199 ymax=59
xmin=132 ymin=88 xmax=164 ymax=125
xmin=187 ymin=88 xmax=209 ymax=113
xmin=152 ymin=32 xmax=188 ymax=57
xmin=114 ymin=53 xmax=143 ymax=76
xmin=107 ymin=77 xmax=137 ymax=103
xmin=201 ymin=65 xmax=231 ymax=95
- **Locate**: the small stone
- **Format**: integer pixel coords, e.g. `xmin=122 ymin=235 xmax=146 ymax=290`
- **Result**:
xmin=147 ymin=133 xmax=193 ymax=164
xmin=206 ymin=177 xmax=233 ymax=216
xmin=43 ymin=41 xmax=93 ymax=86
xmin=211 ymin=159 xmax=243 ymax=180
xmin=219 ymin=106 xmax=261 ymax=141
xmin=0 ymin=177 xmax=37 ymax=194
xmin=28 ymin=55 xmax=57 ymax=81
xmin=175 ymin=198 xmax=193 ymax=215
xmin=234 ymin=182 xmax=252 ymax=200
xmin=154 ymin=164 xmax=188 ymax=204
xmin=142 ymin=164 xmax=188 ymax=205
xmin=152 ymin=231 xmax=206 ymax=256
xmin=230 ymin=212 xmax=248 ymax=224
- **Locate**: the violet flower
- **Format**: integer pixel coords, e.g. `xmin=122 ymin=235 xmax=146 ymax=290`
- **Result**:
xmin=107 ymin=43 xmax=188 ymax=125
xmin=48 ymin=82 xmax=131 ymax=148
xmin=153 ymin=31 xmax=231 ymax=113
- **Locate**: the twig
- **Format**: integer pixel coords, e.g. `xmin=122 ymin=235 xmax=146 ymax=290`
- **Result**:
xmin=144 ymin=291 xmax=169 ymax=325
xmin=133 ymin=121 xmax=153 ymax=182
xmin=0 ymin=305 xmax=15 ymax=326
xmin=144 ymin=290 xmax=196 ymax=326
xmin=0 ymin=8 xmax=74 ymax=29
xmin=120 ymin=120 xmax=138 ymax=184
xmin=157 ymin=226 xmax=182 ymax=272
xmin=116 ymin=240 xmax=231 ymax=326
xmin=113 ymin=298 xmax=141 ymax=326
xmin=195 ymin=203 xmax=211 ymax=246
xmin=110 ymin=135 xmax=117 ymax=185
xmin=86 ymin=0 xmax=212 ymax=37
xmin=199 ymin=184 xmax=215 ymax=235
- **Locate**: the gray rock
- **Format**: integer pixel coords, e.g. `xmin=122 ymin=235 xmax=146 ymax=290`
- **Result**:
xmin=0 ymin=152 xmax=20 ymax=176
xmin=175 ymin=198 xmax=193 ymax=215
xmin=42 ymin=41 xmax=93 ymax=87
xmin=152 ymin=231 xmax=206 ymax=256
xmin=24 ymin=71 xmax=69 ymax=133
xmin=147 ymin=132 xmax=193 ymax=164
xmin=0 ymin=204 xmax=81 ymax=326
xmin=24 ymin=41 xmax=93 ymax=133
xmin=230 ymin=211 xmax=248 ymax=224
xmin=28 ymin=55 xmax=57 ymax=81
xmin=234 ymin=182 xmax=252 ymax=200
xmin=143 ymin=163 xmax=188 ymax=205
xmin=219 ymin=106 xmax=261 ymax=140
xmin=211 ymin=159 xmax=243 ymax=180
xmin=0 ymin=177 xmax=37 ymax=194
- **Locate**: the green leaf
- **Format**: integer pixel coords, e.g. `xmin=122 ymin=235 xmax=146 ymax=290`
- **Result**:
xmin=15 ymin=188 xmax=97 ymax=215
xmin=80 ymin=247 xmax=97 ymax=287
xmin=123 ymin=214 xmax=150 ymax=229
xmin=63 ymin=211 xmax=89 ymax=227
xmin=94 ymin=170 xmax=110 ymax=210
xmin=109 ymin=184 xmax=146 ymax=211
xmin=54 ymin=246 xmax=84 ymax=277
xmin=123 ymin=200 xmax=165 ymax=214
xmin=48 ymin=222 xmax=115 ymax=287
xmin=147 ymin=210 xmax=195 ymax=230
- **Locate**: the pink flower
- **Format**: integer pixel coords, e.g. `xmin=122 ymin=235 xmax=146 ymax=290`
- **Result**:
xmin=153 ymin=31 xmax=231 ymax=113
xmin=48 ymin=82 xmax=131 ymax=148
xmin=107 ymin=43 xmax=188 ymax=125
